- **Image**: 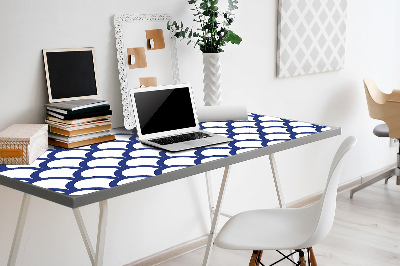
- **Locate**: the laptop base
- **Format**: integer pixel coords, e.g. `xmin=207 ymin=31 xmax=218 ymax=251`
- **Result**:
xmin=141 ymin=131 xmax=231 ymax=152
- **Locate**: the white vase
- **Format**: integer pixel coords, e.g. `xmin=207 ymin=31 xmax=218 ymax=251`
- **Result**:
xmin=202 ymin=53 xmax=222 ymax=106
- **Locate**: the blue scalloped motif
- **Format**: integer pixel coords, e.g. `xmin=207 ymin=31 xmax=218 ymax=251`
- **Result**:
xmin=0 ymin=114 xmax=330 ymax=195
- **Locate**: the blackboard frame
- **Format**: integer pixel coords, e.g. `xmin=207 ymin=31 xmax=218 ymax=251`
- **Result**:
xmin=43 ymin=47 xmax=100 ymax=103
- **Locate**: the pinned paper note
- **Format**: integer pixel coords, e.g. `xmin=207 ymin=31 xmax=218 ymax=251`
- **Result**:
xmin=140 ymin=77 xmax=157 ymax=87
xmin=145 ymin=29 xmax=165 ymax=50
xmin=127 ymin=47 xmax=147 ymax=69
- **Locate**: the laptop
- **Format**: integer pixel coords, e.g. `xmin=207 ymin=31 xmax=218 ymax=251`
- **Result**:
xmin=130 ymin=84 xmax=232 ymax=152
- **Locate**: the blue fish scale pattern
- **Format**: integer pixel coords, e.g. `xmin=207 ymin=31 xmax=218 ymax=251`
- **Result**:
xmin=0 ymin=114 xmax=330 ymax=196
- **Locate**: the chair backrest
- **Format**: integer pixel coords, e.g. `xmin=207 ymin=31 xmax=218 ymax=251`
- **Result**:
xmin=364 ymin=78 xmax=387 ymax=120
xmin=363 ymin=78 xmax=400 ymax=138
xmin=302 ymin=136 xmax=356 ymax=248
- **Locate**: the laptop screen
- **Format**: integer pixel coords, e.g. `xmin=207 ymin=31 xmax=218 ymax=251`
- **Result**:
xmin=134 ymin=86 xmax=196 ymax=135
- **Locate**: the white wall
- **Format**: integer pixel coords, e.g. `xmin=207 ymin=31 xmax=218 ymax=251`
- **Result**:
xmin=1 ymin=0 xmax=400 ymax=265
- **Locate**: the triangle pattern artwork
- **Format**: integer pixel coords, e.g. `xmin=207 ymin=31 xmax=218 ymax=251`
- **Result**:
xmin=277 ymin=0 xmax=347 ymax=78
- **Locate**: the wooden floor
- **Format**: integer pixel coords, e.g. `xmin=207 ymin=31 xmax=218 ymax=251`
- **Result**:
xmin=159 ymin=178 xmax=400 ymax=265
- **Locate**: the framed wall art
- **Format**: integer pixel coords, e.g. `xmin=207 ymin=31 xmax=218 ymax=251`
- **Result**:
xmin=277 ymin=0 xmax=347 ymax=78
xmin=114 ymin=13 xmax=180 ymax=129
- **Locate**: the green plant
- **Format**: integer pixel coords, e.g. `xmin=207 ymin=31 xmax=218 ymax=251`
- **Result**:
xmin=167 ymin=0 xmax=242 ymax=53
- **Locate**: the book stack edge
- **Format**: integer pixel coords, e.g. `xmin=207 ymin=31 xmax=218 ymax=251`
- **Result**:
xmin=45 ymin=99 xmax=115 ymax=148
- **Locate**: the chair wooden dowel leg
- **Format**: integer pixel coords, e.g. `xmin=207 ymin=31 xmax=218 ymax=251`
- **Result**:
xmin=249 ymin=250 xmax=263 ymax=266
xmin=308 ymin=247 xmax=317 ymax=266
xmin=298 ymin=250 xmax=307 ymax=266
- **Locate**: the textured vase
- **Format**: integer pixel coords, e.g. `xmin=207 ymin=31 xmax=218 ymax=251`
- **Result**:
xmin=202 ymin=53 xmax=222 ymax=106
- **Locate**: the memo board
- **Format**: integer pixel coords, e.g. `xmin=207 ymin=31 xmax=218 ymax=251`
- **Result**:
xmin=114 ymin=14 xmax=180 ymax=130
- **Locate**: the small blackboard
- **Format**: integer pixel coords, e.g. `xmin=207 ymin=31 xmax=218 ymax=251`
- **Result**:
xmin=43 ymin=48 xmax=99 ymax=103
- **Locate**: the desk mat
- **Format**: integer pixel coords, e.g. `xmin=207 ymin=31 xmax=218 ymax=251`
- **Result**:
xmin=0 ymin=114 xmax=330 ymax=196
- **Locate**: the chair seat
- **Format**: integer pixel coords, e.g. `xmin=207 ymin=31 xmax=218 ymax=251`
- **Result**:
xmin=373 ymin=123 xmax=389 ymax=137
xmin=214 ymin=203 xmax=321 ymax=251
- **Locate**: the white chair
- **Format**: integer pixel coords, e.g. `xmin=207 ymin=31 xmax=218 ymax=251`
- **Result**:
xmin=214 ymin=136 xmax=356 ymax=266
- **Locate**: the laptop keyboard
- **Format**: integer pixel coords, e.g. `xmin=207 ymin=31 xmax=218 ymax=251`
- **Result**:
xmin=149 ymin=132 xmax=211 ymax=145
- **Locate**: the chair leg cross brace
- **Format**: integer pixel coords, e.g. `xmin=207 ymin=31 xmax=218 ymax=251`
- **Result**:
xmin=252 ymin=249 xmax=310 ymax=266
xmin=274 ymin=250 xmax=302 ymax=265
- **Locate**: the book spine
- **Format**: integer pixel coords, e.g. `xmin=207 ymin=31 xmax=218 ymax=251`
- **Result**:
xmin=46 ymin=120 xmax=111 ymax=131
xmin=49 ymin=135 xmax=115 ymax=149
xmin=46 ymin=107 xmax=68 ymax=114
xmin=46 ymin=105 xmax=110 ymax=115
xmin=49 ymin=124 xmax=112 ymax=136
xmin=46 ymin=115 xmax=111 ymax=125
xmin=44 ymin=100 xmax=108 ymax=111
xmin=47 ymin=110 xmax=112 ymax=120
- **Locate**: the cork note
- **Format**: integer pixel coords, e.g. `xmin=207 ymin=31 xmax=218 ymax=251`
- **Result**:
xmin=127 ymin=47 xmax=147 ymax=69
xmin=140 ymin=77 xmax=157 ymax=87
xmin=145 ymin=29 xmax=165 ymax=50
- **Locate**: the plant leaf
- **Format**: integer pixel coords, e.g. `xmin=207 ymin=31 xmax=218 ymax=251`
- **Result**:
xmin=226 ymin=30 xmax=242 ymax=44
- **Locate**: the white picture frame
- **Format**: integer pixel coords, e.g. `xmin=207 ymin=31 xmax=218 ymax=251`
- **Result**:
xmin=114 ymin=13 xmax=180 ymax=130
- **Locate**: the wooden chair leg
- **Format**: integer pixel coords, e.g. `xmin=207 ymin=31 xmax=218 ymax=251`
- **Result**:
xmin=249 ymin=250 xmax=263 ymax=266
xmin=308 ymin=247 xmax=318 ymax=266
xmin=298 ymin=250 xmax=307 ymax=266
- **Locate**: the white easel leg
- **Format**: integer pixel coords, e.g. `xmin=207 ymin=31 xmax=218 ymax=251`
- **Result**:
xmin=202 ymin=166 xmax=231 ymax=266
xmin=74 ymin=200 xmax=108 ymax=266
xmin=205 ymin=171 xmax=214 ymax=222
xmin=269 ymin=153 xmax=286 ymax=208
xmin=73 ymin=208 xmax=95 ymax=265
xmin=8 ymin=193 xmax=31 ymax=266
xmin=95 ymin=200 xmax=108 ymax=266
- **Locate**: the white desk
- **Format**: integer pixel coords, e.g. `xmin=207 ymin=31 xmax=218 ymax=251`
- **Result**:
xmin=0 ymin=113 xmax=340 ymax=266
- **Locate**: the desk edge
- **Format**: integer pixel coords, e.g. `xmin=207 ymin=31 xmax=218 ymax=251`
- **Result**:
xmin=0 ymin=126 xmax=341 ymax=208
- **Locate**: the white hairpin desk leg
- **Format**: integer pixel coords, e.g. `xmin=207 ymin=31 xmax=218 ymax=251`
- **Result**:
xmin=74 ymin=200 xmax=108 ymax=266
xmin=202 ymin=165 xmax=231 ymax=266
xmin=8 ymin=193 xmax=31 ymax=266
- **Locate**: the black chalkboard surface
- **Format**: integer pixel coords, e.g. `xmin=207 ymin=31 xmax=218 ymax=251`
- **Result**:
xmin=43 ymin=48 xmax=99 ymax=102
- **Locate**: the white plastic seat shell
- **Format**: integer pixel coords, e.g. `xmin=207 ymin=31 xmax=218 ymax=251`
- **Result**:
xmin=214 ymin=136 xmax=356 ymax=251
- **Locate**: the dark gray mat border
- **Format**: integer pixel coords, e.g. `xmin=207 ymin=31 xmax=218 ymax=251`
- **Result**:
xmin=0 ymin=127 xmax=340 ymax=208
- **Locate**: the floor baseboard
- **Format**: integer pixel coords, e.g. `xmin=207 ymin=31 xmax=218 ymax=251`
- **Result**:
xmin=127 ymin=163 xmax=395 ymax=265
xmin=126 ymin=235 xmax=208 ymax=266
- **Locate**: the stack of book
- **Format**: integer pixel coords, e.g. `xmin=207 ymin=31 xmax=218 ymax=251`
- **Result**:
xmin=45 ymin=99 xmax=115 ymax=148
